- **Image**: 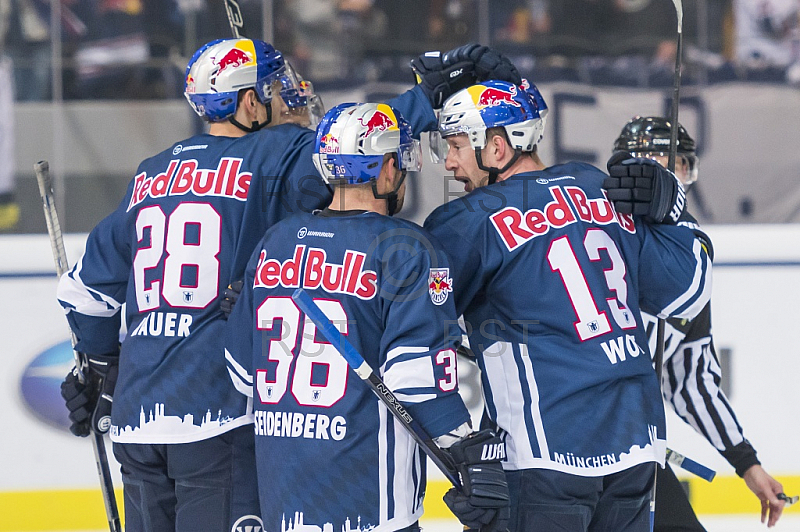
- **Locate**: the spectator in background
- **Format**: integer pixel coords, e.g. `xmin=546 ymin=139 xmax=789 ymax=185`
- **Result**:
xmin=736 ymin=0 xmax=800 ymax=82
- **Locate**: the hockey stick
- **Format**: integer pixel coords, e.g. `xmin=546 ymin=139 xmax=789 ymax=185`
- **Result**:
xmin=291 ymin=288 xmax=462 ymax=489
xmin=651 ymin=2 xmax=684 ymax=530
xmin=223 ymin=0 xmax=248 ymax=38
xmin=665 ymin=449 xmax=715 ymax=482
xmin=34 ymin=161 xmax=122 ymax=532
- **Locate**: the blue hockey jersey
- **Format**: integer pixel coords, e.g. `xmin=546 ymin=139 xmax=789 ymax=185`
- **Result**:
xmin=424 ymin=162 xmax=712 ymax=477
xmin=56 ymin=86 xmax=438 ymax=444
xmin=225 ymin=209 xmax=471 ymax=532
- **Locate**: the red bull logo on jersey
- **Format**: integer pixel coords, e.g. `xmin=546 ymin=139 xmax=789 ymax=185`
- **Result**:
xmin=254 ymin=244 xmax=378 ymax=300
xmin=468 ymin=84 xmax=521 ymax=109
xmin=318 ymin=133 xmax=340 ymax=154
xmin=127 ymin=158 xmax=252 ymax=211
xmin=428 ymin=268 xmax=453 ymax=306
xmin=490 ymin=185 xmax=635 ymax=252
xmin=358 ymin=104 xmax=399 ymax=138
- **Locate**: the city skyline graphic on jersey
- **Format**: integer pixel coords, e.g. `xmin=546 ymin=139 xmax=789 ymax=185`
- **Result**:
xmin=281 ymin=511 xmax=366 ymax=532
xmin=112 ymin=402 xmax=234 ymax=439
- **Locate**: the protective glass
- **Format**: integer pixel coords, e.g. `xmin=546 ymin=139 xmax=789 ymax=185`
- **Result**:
xmin=633 ymin=152 xmax=699 ymax=186
xmin=398 ymin=140 xmax=423 ymax=172
xmin=428 ymin=130 xmax=450 ymax=164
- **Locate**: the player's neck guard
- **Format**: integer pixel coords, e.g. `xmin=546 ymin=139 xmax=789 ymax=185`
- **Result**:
xmin=476 ymin=147 xmax=522 ymax=185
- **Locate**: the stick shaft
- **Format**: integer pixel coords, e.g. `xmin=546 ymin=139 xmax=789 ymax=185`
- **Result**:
xmin=34 ymin=160 xmax=122 ymax=532
xmin=653 ymin=4 xmax=684 ymax=530
xmin=223 ymin=0 xmax=247 ymax=38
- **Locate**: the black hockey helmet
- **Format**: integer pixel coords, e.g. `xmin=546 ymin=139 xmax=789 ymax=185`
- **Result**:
xmin=614 ymin=116 xmax=698 ymax=184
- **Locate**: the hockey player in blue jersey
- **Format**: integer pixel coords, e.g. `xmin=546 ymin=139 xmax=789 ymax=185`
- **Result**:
xmin=56 ymin=36 xmax=524 ymax=531
xmin=613 ymin=116 xmax=786 ymax=531
xmin=423 ymin=80 xmax=713 ymax=531
xmin=54 ymin=36 xmax=511 ymax=531
xmin=224 ymin=102 xmax=510 ymax=532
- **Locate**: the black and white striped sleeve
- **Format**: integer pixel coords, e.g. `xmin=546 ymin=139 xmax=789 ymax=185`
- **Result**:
xmin=661 ymin=303 xmax=761 ymax=477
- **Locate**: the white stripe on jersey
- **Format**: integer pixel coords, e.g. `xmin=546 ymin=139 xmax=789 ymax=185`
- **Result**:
xmin=225 ymin=348 xmax=253 ymax=397
xmin=377 ymin=402 xmax=425 ymax=530
xmin=392 ymin=415 xmax=415 ymax=522
xmin=379 ymin=402 xmax=389 ymax=524
xmin=57 ymin=257 xmax=123 ymax=317
xmin=659 ymin=240 xmax=711 ymax=319
xmin=382 ymin=346 xmax=436 ymax=403
xmin=483 ymin=341 xmax=541 ymax=467
xmin=520 ymin=343 xmax=549 ymax=460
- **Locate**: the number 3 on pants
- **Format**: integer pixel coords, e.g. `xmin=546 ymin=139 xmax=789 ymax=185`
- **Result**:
xmin=256 ymin=296 xmax=349 ymax=407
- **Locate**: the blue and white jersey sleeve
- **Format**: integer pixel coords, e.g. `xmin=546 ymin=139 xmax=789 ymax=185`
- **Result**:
xmin=377 ymin=238 xmax=471 ymax=439
xmin=224 ymin=246 xmax=260 ymax=399
xmin=57 ymin=188 xmax=132 ymax=355
xmin=386 ymin=85 xmax=438 ymax=138
xmin=638 ymin=223 xmax=712 ymax=321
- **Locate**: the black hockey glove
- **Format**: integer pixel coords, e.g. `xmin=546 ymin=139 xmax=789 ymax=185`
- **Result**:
xmin=411 ymin=50 xmax=478 ymax=109
xmin=60 ymin=353 xmax=119 ymax=437
xmin=445 ymin=43 xmax=522 ymax=85
xmin=220 ymin=279 xmax=244 ymax=319
xmin=443 ymin=429 xmax=510 ymax=532
xmin=604 ymin=151 xmax=686 ymax=224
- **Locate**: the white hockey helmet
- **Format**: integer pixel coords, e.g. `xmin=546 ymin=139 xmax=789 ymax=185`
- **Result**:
xmin=430 ymin=79 xmax=548 ymax=163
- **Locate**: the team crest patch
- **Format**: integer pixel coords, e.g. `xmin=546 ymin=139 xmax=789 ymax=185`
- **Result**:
xmin=428 ymin=268 xmax=453 ymax=306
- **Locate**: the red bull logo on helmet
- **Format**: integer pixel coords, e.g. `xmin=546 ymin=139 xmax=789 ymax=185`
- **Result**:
xmin=185 ymin=74 xmax=196 ymax=94
xmin=212 ymin=40 xmax=256 ymax=78
xmin=319 ymin=133 xmax=340 ymax=154
xmin=358 ymin=104 xmax=399 ymax=138
xmin=428 ymin=268 xmax=453 ymax=306
xmin=468 ymin=84 xmax=521 ymax=109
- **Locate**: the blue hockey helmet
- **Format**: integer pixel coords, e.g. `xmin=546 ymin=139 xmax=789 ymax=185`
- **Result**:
xmin=184 ymin=38 xmax=312 ymax=123
xmin=312 ymin=102 xmax=422 ymax=185
xmin=430 ymin=79 xmax=548 ymax=163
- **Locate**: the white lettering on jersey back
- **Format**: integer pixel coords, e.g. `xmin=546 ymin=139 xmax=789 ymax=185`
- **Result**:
xmin=491 ymin=185 xmax=636 ymax=252
xmin=129 ymin=312 xmax=192 ymax=337
xmin=253 ymin=410 xmax=347 ymax=441
xmin=253 ymin=245 xmax=378 ymax=300
xmin=127 ymin=157 xmax=251 ymax=211
xmin=600 ymin=334 xmax=643 ymax=364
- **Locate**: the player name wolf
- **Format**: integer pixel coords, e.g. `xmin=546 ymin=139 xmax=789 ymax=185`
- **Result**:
xmin=491 ymin=185 xmax=635 ymax=252
xmin=254 ymin=244 xmax=378 ymax=300
xmin=253 ymin=410 xmax=347 ymax=441
xmin=127 ymin=157 xmax=252 ymax=211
